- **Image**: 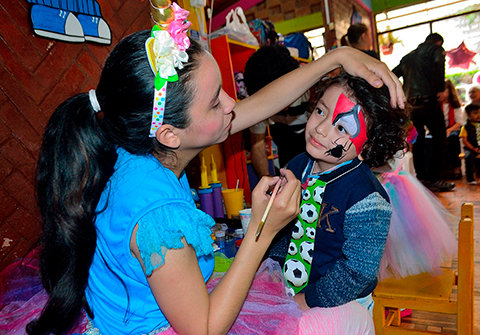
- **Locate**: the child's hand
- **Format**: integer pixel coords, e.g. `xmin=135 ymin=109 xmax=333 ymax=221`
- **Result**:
xmin=250 ymin=169 xmax=301 ymax=238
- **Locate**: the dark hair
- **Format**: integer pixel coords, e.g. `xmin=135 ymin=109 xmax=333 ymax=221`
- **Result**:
xmin=315 ymin=72 xmax=408 ymax=168
xmin=465 ymin=103 xmax=480 ymax=115
xmin=27 ymin=30 xmax=206 ymax=335
xmin=425 ymin=33 xmax=443 ymax=45
xmin=340 ymin=34 xmax=350 ymax=47
xmin=445 ymin=79 xmax=461 ymax=109
xmin=244 ymin=45 xmax=299 ymax=95
xmin=346 ymin=23 xmax=368 ymax=46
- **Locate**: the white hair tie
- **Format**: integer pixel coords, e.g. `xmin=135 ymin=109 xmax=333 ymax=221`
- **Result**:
xmin=89 ymin=89 xmax=101 ymax=113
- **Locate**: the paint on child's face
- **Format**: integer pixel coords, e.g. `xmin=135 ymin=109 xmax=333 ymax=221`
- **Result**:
xmin=331 ymin=94 xmax=367 ymax=155
xmin=305 ymin=87 xmax=367 ymax=172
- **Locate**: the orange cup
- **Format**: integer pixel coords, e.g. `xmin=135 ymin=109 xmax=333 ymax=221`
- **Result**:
xmin=221 ymin=189 xmax=244 ymax=218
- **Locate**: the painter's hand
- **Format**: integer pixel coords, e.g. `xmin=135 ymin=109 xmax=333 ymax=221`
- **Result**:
xmin=326 ymin=47 xmax=406 ymax=109
xmin=250 ymin=169 xmax=301 ymax=238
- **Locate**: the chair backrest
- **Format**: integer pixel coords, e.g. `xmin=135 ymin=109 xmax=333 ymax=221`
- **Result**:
xmin=457 ymin=202 xmax=474 ymax=333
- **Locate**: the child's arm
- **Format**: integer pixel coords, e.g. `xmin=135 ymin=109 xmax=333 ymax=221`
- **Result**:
xmin=460 ymin=130 xmax=480 ymax=153
xmin=231 ymin=47 xmax=405 ymax=134
xmin=131 ymin=170 xmax=301 ymax=335
xmin=300 ymin=193 xmax=391 ymax=308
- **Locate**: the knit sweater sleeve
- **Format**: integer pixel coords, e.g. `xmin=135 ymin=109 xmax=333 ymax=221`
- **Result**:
xmin=304 ymin=192 xmax=391 ymax=308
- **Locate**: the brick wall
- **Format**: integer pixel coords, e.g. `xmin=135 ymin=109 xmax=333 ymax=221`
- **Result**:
xmin=0 ymin=0 xmax=152 ymax=272
xmin=244 ymin=0 xmax=373 ymax=47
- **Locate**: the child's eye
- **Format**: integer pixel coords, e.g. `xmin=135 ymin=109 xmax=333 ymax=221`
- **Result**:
xmin=337 ymin=125 xmax=348 ymax=134
xmin=315 ymin=107 xmax=324 ymax=116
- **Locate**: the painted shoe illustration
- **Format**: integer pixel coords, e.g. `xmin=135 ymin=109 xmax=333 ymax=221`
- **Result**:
xmin=77 ymin=14 xmax=111 ymax=44
xmin=31 ymin=4 xmax=85 ymax=43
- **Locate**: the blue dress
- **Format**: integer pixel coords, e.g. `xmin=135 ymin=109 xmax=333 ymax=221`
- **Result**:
xmin=86 ymin=148 xmax=215 ymax=334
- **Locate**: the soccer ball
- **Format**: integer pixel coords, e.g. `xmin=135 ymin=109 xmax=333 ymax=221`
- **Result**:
xmin=300 ymin=241 xmax=314 ymax=264
xmin=305 ymin=226 xmax=316 ymax=240
xmin=312 ymin=186 xmax=324 ymax=204
xmin=283 ymin=259 xmax=308 ymax=288
xmin=291 ymin=220 xmax=304 ymax=240
xmin=300 ymin=203 xmax=318 ymax=224
xmin=288 ymin=241 xmax=298 ymax=255
xmin=285 ymin=285 xmax=295 ymax=298
xmin=308 ymin=178 xmax=317 ymax=187
xmin=303 ymin=189 xmax=311 ymax=201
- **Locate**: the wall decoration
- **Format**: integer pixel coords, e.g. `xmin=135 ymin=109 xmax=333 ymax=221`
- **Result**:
xmin=27 ymin=0 xmax=111 ymax=44
xmin=350 ymin=6 xmax=362 ymax=25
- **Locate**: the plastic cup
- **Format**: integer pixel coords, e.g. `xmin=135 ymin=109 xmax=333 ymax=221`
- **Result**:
xmin=239 ymin=208 xmax=252 ymax=234
xmin=221 ymin=188 xmax=244 ymax=219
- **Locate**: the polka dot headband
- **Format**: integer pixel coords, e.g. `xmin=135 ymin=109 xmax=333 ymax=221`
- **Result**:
xmin=145 ymin=0 xmax=192 ymax=138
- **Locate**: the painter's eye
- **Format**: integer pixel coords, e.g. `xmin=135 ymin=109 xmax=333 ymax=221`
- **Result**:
xmin=315 ymin=107 xmax=324 ymax=116
xmin=213 ymin=101 xmax=221 ymax=110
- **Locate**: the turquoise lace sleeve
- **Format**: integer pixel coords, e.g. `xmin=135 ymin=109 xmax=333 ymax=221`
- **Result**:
xmin=137 ymin=203 xmax=215 ymax=276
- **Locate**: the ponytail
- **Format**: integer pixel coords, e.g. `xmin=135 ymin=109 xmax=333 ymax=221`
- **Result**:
xmin=27 ymin=94 xmax=117 ymax=334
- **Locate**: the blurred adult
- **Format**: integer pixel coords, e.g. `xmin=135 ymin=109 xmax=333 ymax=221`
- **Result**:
xmin=342 ymin=23 xmax=379 ymax=60
xmin=468 ymin=84 xmax=480 ymax=105
xmin=393 ymin=33 xmax=454 ymax=192
xmin=244 ymin=45 xmax=310 ymax=177
xmin=437 ymin=79 xmax=464 ymax=179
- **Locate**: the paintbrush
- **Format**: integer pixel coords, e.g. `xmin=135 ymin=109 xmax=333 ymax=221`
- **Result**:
xmin=255 ymin=172 xmax=286 ymax=241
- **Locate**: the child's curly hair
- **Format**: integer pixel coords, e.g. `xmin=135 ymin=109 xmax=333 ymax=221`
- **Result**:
xmin=315 ymin=71 xmax=409 ymax=168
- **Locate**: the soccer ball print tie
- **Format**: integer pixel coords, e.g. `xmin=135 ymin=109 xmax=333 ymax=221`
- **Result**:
xmin=283 ymin=177 xmax=325 ymax=296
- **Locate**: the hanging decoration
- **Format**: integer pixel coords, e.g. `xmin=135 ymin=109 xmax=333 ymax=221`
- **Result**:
xmin=446 ymin=41 xmax=477 ymax=70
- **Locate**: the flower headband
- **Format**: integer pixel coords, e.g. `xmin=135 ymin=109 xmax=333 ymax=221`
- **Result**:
xmin=146 ymin=0 xmax=192 ymax=137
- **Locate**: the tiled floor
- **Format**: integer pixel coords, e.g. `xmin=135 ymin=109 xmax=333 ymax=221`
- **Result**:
xmin=395 ymin=176 xmax=480 ymax=333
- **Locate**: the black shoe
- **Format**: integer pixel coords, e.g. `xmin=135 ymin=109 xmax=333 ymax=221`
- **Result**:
xmin=428 ymin=180 xmax=455 ymax=192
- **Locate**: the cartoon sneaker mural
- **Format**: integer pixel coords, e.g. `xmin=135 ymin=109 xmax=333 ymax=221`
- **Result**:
xmin=27 ymin=0 xmax=111 ymax=45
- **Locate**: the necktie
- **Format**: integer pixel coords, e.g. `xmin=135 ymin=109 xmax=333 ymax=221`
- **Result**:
xmin=283 ymin=177 xmax=326 ymax=296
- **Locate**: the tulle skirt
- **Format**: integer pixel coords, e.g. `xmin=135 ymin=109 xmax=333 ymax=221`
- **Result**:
xmin=378 ymin=170 xmax=458 ymax=280
xmin=0 ymin=247 xmax=86 ymax=335
xmin=1 ymin=251 xmax=372 ymax=335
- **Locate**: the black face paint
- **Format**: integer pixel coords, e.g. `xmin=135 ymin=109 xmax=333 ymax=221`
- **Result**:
xmin=327 ymin=145 xmax=344 ymax=158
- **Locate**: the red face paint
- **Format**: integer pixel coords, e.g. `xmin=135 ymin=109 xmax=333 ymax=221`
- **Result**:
xmin=332 ymin=94 xmax=367 ymax=155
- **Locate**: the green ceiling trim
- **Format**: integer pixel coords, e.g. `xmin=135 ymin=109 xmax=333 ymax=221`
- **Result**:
xmin=372 ymin=0 xmax=427 ymax=14
xmin=274 ymin=12 xmax=324 ymax=35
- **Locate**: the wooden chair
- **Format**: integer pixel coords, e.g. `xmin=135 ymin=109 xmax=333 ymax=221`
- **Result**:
xmin=372 ymin=202 xmax=474 ymax=334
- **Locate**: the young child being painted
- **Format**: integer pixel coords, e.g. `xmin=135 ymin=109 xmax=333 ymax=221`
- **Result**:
xmin=268 ymin=71 xmax=408 ymax=315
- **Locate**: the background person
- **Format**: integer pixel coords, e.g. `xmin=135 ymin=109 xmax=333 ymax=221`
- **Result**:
xmin=341 ymin=23 xmax=379 ymax=60
xmin=437 ymin=79 xmax=464 ymax=179
xmin=244 ymin=45 xmax=311 ymax=177
xmin=392 ymin=33 xmax=454 ymax=192
xmin=459 ymin=103 xmax=480 ymax=184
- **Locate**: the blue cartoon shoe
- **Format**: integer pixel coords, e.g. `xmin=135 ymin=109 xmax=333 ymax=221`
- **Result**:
xmin=30 ymin=4 xmax=85 ymax=42
xmin=77 ymin=14 xmax=111 ymax=45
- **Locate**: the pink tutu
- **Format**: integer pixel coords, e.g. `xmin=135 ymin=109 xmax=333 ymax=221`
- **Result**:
xmin=378 ymin=170 xmax=457 ymax=280
xmin=2 ymin=252 xmax=372 ymax=334
xmin=0 ymin=247 xmax=87 ymax=335
xmin=206 ymin=258 xmax=302 ymax=335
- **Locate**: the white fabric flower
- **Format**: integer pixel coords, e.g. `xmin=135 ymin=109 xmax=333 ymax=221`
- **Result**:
xmin=152 ymin=30 xmax=189 ymax=79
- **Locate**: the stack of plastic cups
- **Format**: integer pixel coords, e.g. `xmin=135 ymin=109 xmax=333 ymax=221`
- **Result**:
xmin=209 ymin=155 xmax=224 ymax=218
xmin=198 ymin=156 xmax=214 ymax=217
